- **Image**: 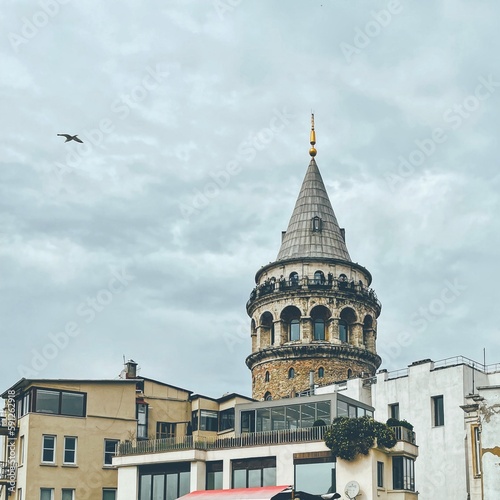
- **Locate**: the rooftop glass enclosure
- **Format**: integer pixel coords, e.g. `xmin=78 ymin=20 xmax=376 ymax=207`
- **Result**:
xmin=236 ymin=393 xmax=374 ymax=435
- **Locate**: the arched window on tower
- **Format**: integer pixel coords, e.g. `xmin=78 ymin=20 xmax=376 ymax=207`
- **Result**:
xmin=260 ymin=312 xmax=275 ymax=347
xmin=264 ymin=391 xmax=272 ymax=401
xmin=347 ymin=369 xmax=353 ymax=379
xmin=314 ymin=270 xmax=325 ymax=284
xmin=281 ymin=305 xmax=302 ymax=343
xmin=265 ymin=371 xmax=270 ymax=382
xmin=289 ymin=272 xmax=299 ymax=287
xmin=339 ymin=308 xmax=357 ymax=344
xmin=288 ymin=368 xmax=295 ymax=379
xmin=318 ymin=367 xmax=325 ymax=378
xmin=311 ymin=305 xmax=331 ymax=341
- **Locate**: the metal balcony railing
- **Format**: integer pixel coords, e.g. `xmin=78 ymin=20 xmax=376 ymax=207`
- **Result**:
xmin=389 ymin=426 xmax=416 ymax=445
xmin=118 ymin=426 xmax=329 ymax=456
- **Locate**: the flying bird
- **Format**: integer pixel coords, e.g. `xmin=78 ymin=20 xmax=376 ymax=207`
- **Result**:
xmin=57 ymin=134 xmax=84 ymax=143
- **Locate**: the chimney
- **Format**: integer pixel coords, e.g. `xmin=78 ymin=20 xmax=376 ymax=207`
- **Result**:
xmin=125 ymin=359 xmax=138 ymax=379
xmin=340 ymin=228 xmax=346 ymax=243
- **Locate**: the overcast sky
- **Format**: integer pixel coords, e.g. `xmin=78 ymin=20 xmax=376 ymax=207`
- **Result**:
xmin=1 ymin=0 xmax=500 ymax=398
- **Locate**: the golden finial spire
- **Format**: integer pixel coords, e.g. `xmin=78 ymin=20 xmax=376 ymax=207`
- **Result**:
xmin=309 ymin=113 xmax=317 ymax=157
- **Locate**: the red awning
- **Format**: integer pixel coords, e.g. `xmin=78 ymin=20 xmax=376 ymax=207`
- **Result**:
xmin=178 ymin=486 xmax=292 ymax=500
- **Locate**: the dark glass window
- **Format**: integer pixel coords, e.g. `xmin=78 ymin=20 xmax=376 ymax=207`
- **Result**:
xmin=314 ymin=319 xmax=325 ymax=340
xmin=200 ymin=410 xmax=218 ymax=431
xmin=192 ymin=410 xmax=199 ymax=431
xmin=318 ymin=367 xmax=325 ymax=378
xmin=232 ymin=457 xmax=276 ymax=488
xmin=219 ymin=408 xmax=235 ymax=432
xmin=241 ymin=410 xmax=255 ymax=433
xmin=265 ymin=371 xmax=270 ymax=382
xmin=63 ymin=436 xmax=77 ymax=464
xmin=288 ymin=368 xmax=295 ymax=379
xmin=290 ymin=319 xmax=300 ymax=341
xmin=377 ymin=461 xmax=384 ymax=488
xmin=139 ymin=463 xmax=190 ymax=500
xmin=156 ymin=422 xmax=176 ymax=439
xmin=389 ymin=403 xmax=400 ymax=420
xmin=42 ymin=435 xmax=56 ymax=463
xmin=137 ymin=403 xmax=148 ymax=439
xmin=392 ymin=456 xmax=415 ymax=491
xmin=104 ymin=439 xmax=119 ymax=466
xmin=102 ymin=490 xmax=116 ymax=500
xmin=206 ymin=461 xmax=223 ymax=490
xmin=433 ymin=396 xmax=444 ymax=426
xmin=339 ymin=320 xmax=348 ymax=342
xmin=33 ymin=388 xmax=86 ymax=417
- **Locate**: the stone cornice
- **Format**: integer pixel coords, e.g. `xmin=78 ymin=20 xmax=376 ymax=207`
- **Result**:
xmin=246 ymin=343 xmax=382 ymax=371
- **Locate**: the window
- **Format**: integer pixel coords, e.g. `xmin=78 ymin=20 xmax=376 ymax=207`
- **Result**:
xmin=62 ymin=489 xmax=75 ymax=500
xmin=139 ymin=463 xmax=190 ymax=500
xmin=432 ymin=395 xmax=444 ymax=426
xmin=318 ymin=367 xmax=325 ymax=378
xmin=339 ymin=320 xmax=348 ymax=342
xmin=41 ymin=435 xmax=56 ymax=464
xmin=314 ymin=319 xmax=325 ymax=340
xmin=290 ymin=319 xmax=300 ymax=341
xmin=104 ymin=439 xmax=119 ymax=466
xmin=289 ymin=272 xmax=299 ymax=286
xmin=295 ymin=455 xmax=336 ymax=495
xmin=389 ymin=403 xmax=400 ymax=420
xmin=392 ymin=456 xmax=415 ymax=491
xmin=314 ymin=270 xmax=325 ymax=284
xmin=33 ymin=388 xmax=86 ymax=417
xmin=377 ymin=461 xmax=384 ymax=487
xmin=312 ymin=216 xmax=322 ymax=232
xmin=19 ymin=435 xmax=25 ymax=465
xmin=219 ymin=408 xmax=235 ymax=432
xmin=472 ymin=425 xmax=482 ymax=477
xmin=191 ymin=410 xmax=199 ymax=431
xmin=137 ymin=403 xmax=149 ymax=439
xmin=232 ymin=457 xmax=276 ymax=488
xmin=206 ymin=461 xmax=223 ymax=490
xmin=288 ymin=368 xmax=295 ymax=379
xmin=103 ymin=489 xmax=116 ymax=500
xmin=241 ymin=410 xmax=256 ymax=433
xmin=200 ymin=410 xmax=218 ymax=431
xmin=156 ymin=422 xmax=176 ymax=439
xmin=264 ymin=392 xmax=272 ymax=401
xmin=63 ymin=436 xmax=77 ymax=465
xmin=265 ymin=371 xmax=270 ymax=382
xmin=347 ymin=369 xmax=353 ymax=379
xmin=40 ymin=489 xmax=54 ymax=500
xmin=18 ymin=489 xmax=22 ymax=500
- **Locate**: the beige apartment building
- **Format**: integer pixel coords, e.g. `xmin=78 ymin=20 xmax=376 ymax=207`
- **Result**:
xmin=0 ymin=361 xmax=251 ymax=500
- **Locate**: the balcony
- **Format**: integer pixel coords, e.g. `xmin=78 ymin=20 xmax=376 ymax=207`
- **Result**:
xmin=390 ymin=426 xmax=416 ymax=445
xmin=0 ymin=461 xmax=16 ymax=486
xmin=0 ymin=411 xmax=18 ymax=437
xmin=247 ymin=276 xmax=381 ymax=312
xmin=118 ymin=425 xmax=329 ymax=457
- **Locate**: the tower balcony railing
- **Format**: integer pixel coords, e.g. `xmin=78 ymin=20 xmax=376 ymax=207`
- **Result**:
xmin=247 ymin=276 xmax=381 ymax=310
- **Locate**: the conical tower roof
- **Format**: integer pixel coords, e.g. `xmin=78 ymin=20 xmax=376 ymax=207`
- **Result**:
xmin=276 ymin=156 xmax=351 ymax=261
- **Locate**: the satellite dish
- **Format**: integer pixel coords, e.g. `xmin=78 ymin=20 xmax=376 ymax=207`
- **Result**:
xmin=345 ymin=480 xmax=360 ymax=499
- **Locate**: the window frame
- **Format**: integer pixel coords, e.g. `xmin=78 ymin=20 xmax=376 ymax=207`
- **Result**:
xmin=472 ymin=424 xmax=482 ymax=477
xmin=62 ymin=489 xmax=75 ymax=500
xmin=136 ymin=403 xmax=149 ymax=439
xmin=377 ymin=461 xmax=384 ymax=488
xmin=63 ymin=436 xmax=77 ymax=465
xmin=392 ymin=456 xmax=415 ymax=491
xmin=40 ymin=488 xmax=54 ymax=500
xmin=41 ymin=435 xmax=56 ymax=464
xmin=104 ymin=439 xmax=119 ymax=467
xmin=156 ymin=422 xmax=176 ymax=439
xmin=102 ymin=488 xmax=117 ymax=500
xmin=389 ymin=403 xmax=400 ymax=420
xmin=432 ymin=395 xmax=444 ymax=427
